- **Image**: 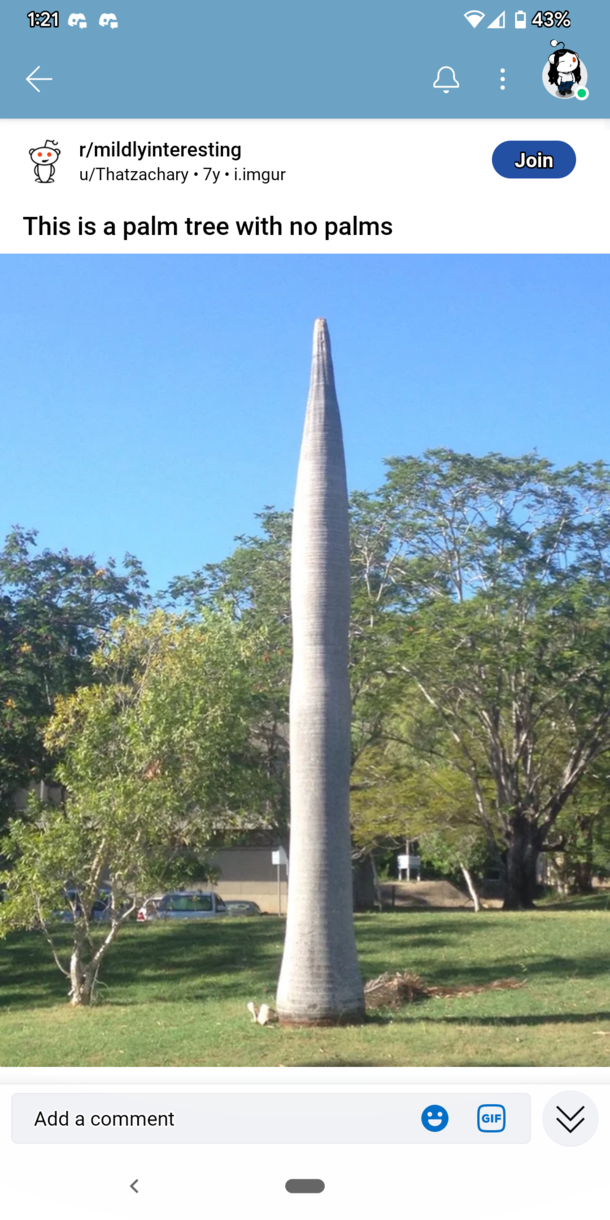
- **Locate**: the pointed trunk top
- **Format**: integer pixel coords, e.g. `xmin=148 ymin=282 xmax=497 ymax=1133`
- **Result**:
xmin=291 ymin=318 xmax=350 ymax=639
xmin=306 ymin=317 xmax=338 ymax=416
xmin=298 ymin=316 xmax=347 ymax=488
xmin=302 ymin=318 xmax=344 ymax=447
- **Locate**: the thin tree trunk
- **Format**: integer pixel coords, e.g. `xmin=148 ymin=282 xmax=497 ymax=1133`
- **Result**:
xmin=460 ymin=863 xmax=481 ymax=912
xmin=69 ymin=944 xmax=95 ymax=1006
xmin=276 ymin=319 xmax=364 ymax=1025
xmin=67 ymin=912 xmax=128 ymax=1005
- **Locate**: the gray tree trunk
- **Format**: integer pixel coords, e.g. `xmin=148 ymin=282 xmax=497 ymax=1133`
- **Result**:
xmin=276 ymin=319 xmax=365 ymax=1025
xmin=353 ymin=852 xmax=380 ymax=910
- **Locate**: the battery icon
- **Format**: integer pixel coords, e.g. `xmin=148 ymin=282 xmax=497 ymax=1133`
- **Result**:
xmin=515 ymin=10 xmax=526 ymax=25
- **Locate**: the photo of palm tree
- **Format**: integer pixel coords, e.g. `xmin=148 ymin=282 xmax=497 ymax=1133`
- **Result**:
xmin=0 ymin=253 xmax=609 ymax=1066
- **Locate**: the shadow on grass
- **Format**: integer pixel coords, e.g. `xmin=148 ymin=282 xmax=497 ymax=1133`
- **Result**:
xmin=540 ymin=894 xmax=610 ymax=911
xmin=365 ymin=1009 xmax=610 ymax=1028
xmin=2 ymin=909 xmax=609 ymax=1016
xmin=0 ymin=921 xmax=285 ymax=1012
xmin=362 ymin=954 xmax=610 ymax=985
xmin=288 ymin=1061 xmax=383 ymax=1067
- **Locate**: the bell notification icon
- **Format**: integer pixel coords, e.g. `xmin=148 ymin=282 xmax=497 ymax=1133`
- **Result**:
xmin=433 ymin=66 xmax=460 ymax=92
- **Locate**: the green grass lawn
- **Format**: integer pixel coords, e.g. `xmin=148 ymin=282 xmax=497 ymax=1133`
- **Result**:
xmin=1 ymin=903 xmax=609 ymax=1067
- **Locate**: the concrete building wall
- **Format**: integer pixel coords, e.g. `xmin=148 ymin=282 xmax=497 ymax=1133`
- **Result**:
xmin=209 ymin=847 xmax=288 ymax=914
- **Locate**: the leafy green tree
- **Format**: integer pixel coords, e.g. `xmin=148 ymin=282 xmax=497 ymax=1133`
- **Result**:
xmin=0 ymin=526 xmax=148 ymax=818
xmin=168 ymin=509 xmax=292 ymax=835
xmin=362 ymin=451 xmax=610 ymax=908
xmin=0 ymin=611 xmax=274 ymax=1004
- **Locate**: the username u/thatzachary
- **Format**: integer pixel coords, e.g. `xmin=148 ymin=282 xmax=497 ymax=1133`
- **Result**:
xmin=82 ymin=168 xmax=191 ymax=183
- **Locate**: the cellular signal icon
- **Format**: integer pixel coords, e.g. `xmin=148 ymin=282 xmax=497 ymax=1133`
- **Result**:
xmin=464 ymin=9 xmax=486 ymax=26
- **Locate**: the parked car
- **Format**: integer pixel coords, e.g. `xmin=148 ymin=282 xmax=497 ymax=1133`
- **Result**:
xmin=136 ymin=890 xmax=228 ymax=922
xmin=57 ymin=886 xmax=112 ymax=923
xmin=223 ymin=900 xmax=263 ymax=917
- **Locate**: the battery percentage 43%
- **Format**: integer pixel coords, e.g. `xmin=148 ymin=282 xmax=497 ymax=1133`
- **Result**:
xmin=531 ymin=10 xmax=571 ymax=26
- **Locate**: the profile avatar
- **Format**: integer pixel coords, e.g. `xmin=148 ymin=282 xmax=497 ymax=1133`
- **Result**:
xmin=544 ymin=40 xmax=587 ymax=99
xmin=29 ymin=139 xmax=61 ymax=183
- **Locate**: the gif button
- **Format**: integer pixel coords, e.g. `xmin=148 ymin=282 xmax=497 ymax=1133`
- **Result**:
xmin=492 ymin=141 xmax=576 ymax=178
xmin=478 ymin=1104 xmax=506 ymax=1133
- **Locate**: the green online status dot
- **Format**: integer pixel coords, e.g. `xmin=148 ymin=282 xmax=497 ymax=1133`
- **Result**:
xmin=577 ymin=89 xmax=587 ymax=97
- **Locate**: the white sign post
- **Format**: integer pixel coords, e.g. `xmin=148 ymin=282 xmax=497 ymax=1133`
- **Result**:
xmin=271 ymin=846 xmax=288 ymax=915
xmin=397 ymin=854 xmax=422 ymax=881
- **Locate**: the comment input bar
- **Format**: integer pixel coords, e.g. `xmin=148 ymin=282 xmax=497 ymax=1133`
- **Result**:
xmin=12 ymin=1093 xmax=530 ymax=1143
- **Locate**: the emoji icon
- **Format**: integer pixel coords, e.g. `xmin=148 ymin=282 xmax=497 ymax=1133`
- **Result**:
xmin=421 ymin=1105 xmax=449 ymax=1132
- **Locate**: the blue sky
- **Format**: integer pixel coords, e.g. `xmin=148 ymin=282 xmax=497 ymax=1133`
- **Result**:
xmin=1 ymin=254 xmax=608 ymax=593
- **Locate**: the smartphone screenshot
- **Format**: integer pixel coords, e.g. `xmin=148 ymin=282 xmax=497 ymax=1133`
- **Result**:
xmin=0 ymin=1 xmax=608 ymax=1215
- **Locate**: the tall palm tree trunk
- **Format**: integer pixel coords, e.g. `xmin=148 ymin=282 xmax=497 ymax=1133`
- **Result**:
xmin=276 ymin=318 xmax=365 ymax=1025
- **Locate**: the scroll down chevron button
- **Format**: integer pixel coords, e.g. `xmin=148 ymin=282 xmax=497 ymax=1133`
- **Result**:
xmin=542 ymin=1091 xmax=598 ymax=1146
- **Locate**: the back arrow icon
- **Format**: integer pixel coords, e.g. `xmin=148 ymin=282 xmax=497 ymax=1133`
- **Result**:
xmin=130 ymin=1180 xmax=139 ymax=1193
xmin=26 ymin=67 xmax=52 ymax=92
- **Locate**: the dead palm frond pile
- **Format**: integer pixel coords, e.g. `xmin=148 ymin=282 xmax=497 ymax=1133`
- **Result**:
xmin=363 ymin=972 xmax=525 ymax=1010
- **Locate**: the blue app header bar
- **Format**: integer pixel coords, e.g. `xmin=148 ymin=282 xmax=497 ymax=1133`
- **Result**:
xmin=0 ymin=1 xmax=605 ymax=118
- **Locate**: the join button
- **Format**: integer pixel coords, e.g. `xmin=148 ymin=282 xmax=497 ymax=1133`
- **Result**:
xmin=492 ymin=140 xmax=576 ymax=178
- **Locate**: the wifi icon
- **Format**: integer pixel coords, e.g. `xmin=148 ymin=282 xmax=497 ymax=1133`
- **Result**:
xmin=464 ymin=9 xmax=485 ymax=26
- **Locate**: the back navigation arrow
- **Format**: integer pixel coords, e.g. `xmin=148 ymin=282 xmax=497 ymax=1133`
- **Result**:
xmin=26 ymin=67 xmax=52 ymax=92
xmin=130 ymin=1180 xmax=139 ymax=1193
